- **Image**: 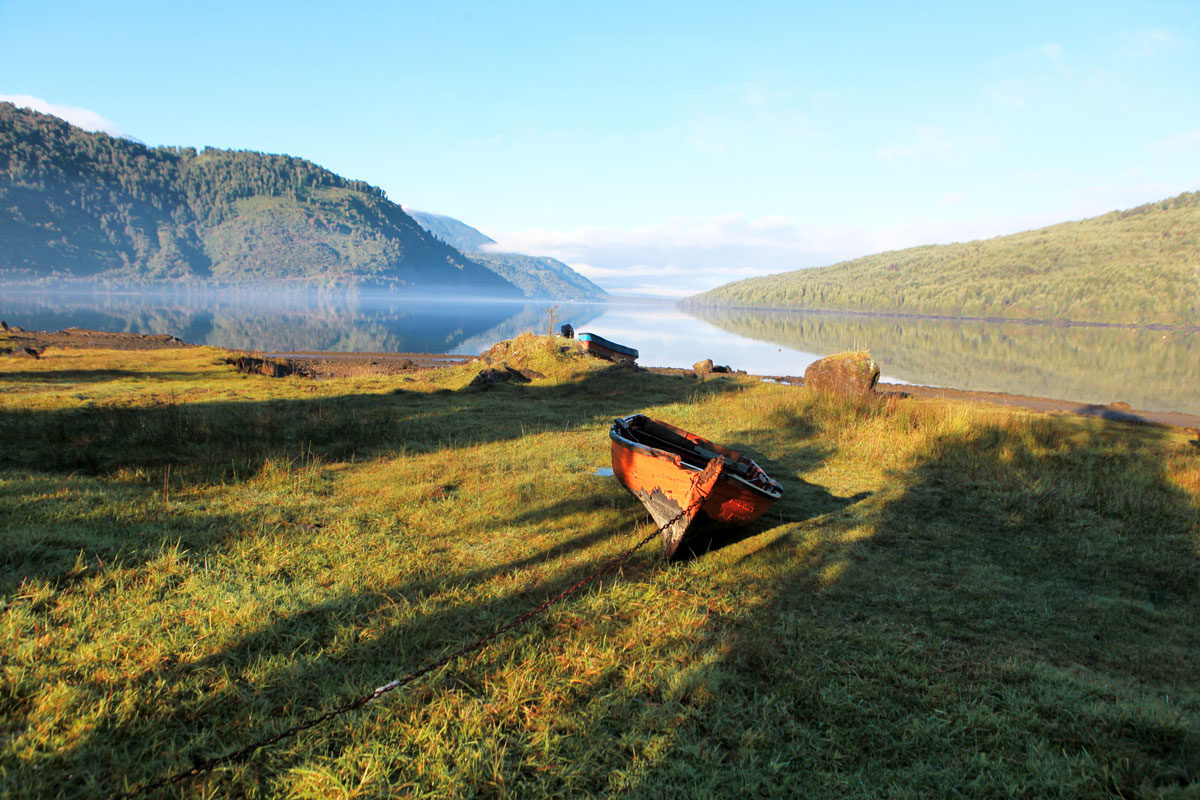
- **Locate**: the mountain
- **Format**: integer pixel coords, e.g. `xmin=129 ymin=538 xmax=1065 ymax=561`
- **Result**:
xmin=0 ymin=102 xmax=521 ymax=295
xmin=408 ymin=210 xmax=606 ymax=300
xmin=411 ymin=211 xmax=496 ymax=253
xmin=686 ymin=192 xmax=1200 ymax=326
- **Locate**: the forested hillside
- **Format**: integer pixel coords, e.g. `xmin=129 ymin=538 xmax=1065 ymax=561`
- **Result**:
xmin=409 ymin=210 xmax=606 ymax=300
xmin=0 ymin=103 xmax=519 ymax=294
xmin=687 ymin=193 xmax=1200 ymax=325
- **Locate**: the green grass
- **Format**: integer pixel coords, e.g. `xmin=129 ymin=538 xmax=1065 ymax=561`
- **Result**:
xmin=1 ymin=334 xmax=1198 ymax=798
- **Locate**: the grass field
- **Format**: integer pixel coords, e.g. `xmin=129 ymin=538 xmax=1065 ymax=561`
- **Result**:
xmin=2 ymin=334 xmax=1198 ymax=798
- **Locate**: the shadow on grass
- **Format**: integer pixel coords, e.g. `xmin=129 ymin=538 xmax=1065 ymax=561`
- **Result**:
xmin=4 ymin=402 xmax=849 ymax=798
xmin=0 ymin=369 xmax=209 ymax=383
xmin=13 ymin=384 xmax=1198 ymax=796
xmin=18 ymin=504 xmax=646 ymax=798
xmin=0 ymin=474 xmax=257 ymax=595
xmin=671 ymin=443 xmax=870 ymax=562
xmin=618 ymin=413 xmax=1200 ymax=796
xmin=0 ymin=367 xmax=743 ymax=587
xmin=0 ymin=366 xmax=740 ymax=480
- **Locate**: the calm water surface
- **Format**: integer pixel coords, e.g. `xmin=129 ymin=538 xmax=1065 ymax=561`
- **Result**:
xmin=2 ymin=291 xmax=1197 ymax=415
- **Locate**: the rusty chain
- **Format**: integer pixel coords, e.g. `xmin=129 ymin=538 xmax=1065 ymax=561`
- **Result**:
xmin=114 ymin=493 xmax=708 ymax=798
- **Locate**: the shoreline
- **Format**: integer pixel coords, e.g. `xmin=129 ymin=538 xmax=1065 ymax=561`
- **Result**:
xmin=5 ymin=325 xmax=1199 ymax=430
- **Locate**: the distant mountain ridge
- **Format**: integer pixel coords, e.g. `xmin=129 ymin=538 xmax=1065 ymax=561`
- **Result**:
xmin=0 ymin=102 xmax=521 ymax=294
xmin=412 ymin=211 xmax=496 ymax=253
xmin=408 ymin=210 xmax=606 ymax=300
xmin=687 ymin=192 xmax=1200 ymax=326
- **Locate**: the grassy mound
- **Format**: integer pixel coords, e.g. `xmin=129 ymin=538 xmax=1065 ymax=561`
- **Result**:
xmin=441 ymin=331 xmax=608 ymax=389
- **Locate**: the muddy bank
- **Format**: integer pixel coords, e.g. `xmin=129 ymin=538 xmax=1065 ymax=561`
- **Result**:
xmin=256 ymin=351 xmax=471 ymax=378
xmin=0 ymin=324 xmax=468 ymax=378
xmin=1 ymin=325 xmax=190 ymax=351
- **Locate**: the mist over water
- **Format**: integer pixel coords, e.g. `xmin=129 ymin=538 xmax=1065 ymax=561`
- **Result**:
xmin=2 ymin=290 xmax=1197 ymax=415
xmin=0 ymin=289 xmax=606 ymax=354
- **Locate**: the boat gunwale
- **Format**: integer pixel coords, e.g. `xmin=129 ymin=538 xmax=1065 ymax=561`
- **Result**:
xmin=609 ymin=416 xmax=783 ymax=500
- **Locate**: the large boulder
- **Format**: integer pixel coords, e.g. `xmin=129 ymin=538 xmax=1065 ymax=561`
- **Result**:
xmin=804 ymin=351 xmax=880 ymax=396
xmin=693 ymin=358 xmax=714 ymax=375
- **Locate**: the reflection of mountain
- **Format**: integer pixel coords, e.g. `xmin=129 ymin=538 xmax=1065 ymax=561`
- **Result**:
xmin=691 ymin=307 xmax=1200 ymax=415
xmin=0 ymin=291 xmax=565 ymax=354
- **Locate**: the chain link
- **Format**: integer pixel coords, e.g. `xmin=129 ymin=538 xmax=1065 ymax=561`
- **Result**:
xmin=115 ymin=493 xmax=707 ymax=798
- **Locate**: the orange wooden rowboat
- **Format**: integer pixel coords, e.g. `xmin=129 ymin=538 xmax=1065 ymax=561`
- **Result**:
xmin=609 ymin=414 xmax=783 ymax=557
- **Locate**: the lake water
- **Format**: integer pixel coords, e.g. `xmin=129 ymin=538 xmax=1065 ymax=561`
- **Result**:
xmin=2 ymin=290 xmax=1198 ymax=415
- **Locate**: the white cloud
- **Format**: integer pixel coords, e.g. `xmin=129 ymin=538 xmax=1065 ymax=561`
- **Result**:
xmin=983 ymin=41 xmax=1075 ymax=109
xmin=1041 ymin=43 xmax=1065 ymax=62
xmin=985 ymin=80 xmax=1027 ymax=108
xmin=877 ymin=128 xmax=977 ymax=161
xmin=0 ymin=93 xmax=133 ymax=138
xmin=1119 ymin=28 xmax=1177 ymax=58
xmin=649 ymin=81 xmax=812 ymax=159
xmin=486 ymin=213 xmax=1045 ymax=297
xmin=1150 ymin=130 xmax=1200 ymax=154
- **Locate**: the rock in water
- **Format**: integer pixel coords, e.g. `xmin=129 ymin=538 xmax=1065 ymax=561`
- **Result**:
xmin=803 ymin=351 xmax=880 ymax=396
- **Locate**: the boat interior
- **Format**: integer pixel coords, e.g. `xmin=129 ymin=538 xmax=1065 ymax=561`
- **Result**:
xmin=613 ymin=415 xmax=757 ymax=478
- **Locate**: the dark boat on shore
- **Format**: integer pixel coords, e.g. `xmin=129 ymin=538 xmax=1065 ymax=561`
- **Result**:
xmin=609 ymin=414 xmax=783 ymax=557
xmin=577 ymin=332 xmax=638 ymax=364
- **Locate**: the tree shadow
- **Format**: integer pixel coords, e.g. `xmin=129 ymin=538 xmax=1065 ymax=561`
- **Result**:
xmin=0 ymin=366 xmax=744 ymax=481
xmin=670 ymin=443 xmax=871 ymax=562
xmin=0 ymin=368 xmax=210 ymax=383
xmin=0 ymin=365 xmax=751 ymax=796
xmin=0 ymin=367 xmax=743 ymax=585
xmin=614 ymin=414 xmax=1200 ymax=796
xmin=20 ymin=375 xmax=1197 ymax=795
xmin=0 ymin=474 xmax=259 ymax=594
xmin=14 ymin=499 xmax=648 ymax=798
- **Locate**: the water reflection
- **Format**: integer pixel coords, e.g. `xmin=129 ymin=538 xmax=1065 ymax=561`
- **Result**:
xmin=2 ymin=291 xmax=1197 ymax=415
xmin=690 ymin=307 xmax=1200 ymax=415
xmin=0 ymin=290 xmax=606 ymax=355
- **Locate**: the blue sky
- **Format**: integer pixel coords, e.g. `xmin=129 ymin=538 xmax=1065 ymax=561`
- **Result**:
xmin=2 ymin=1 xmax=1198 ymax=295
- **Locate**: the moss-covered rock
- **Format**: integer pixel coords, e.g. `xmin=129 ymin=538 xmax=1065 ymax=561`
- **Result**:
xmin=803 ymin=350 xmax=880 ymax=396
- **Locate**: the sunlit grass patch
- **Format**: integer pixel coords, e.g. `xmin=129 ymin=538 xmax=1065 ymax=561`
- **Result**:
xmin=1 ymin=342 xmax=1197 ymax=797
